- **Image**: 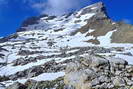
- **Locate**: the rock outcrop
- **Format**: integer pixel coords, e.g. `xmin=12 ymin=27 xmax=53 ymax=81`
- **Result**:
xmin=5 ymin=54 xmax=133 ymax=89
xmin=64 ymin=54 xmax=133 ymax=89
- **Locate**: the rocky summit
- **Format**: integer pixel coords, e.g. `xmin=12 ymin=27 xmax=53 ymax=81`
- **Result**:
xmin=1 ymin=2 xmax=133 ymax=89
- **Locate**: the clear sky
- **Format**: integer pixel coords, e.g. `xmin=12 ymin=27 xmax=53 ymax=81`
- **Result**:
xmin=0 ymin=0 xmax=133 ymax=36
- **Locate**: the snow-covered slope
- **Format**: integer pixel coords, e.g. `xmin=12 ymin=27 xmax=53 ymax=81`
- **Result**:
xmin=1 ymin=2 xmax=133 ymax=89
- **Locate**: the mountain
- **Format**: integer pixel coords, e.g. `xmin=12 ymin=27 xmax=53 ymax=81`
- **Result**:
xmin=1 ymin=2 xmax=133 ymax=89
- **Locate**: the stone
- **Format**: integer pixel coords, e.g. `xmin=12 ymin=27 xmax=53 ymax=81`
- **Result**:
xmin=84 ymin=55 xmax=109 ymax=68
xmin=98 ymin=75 xmax=110 ymax=83
xmin=91 ymin=78 xmax=100 ymax=86
xmin=6 ymin=82 xmax=27 ymax=89
xmin=64 ymin=54 xmax=133 ymax=89
xmin=112 ymin=76 xmax=126 ymax=87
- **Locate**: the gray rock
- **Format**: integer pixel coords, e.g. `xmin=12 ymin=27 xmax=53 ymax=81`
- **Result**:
xmin=6 ymin=82 xmax=26 ymax=89
xmin=112 ymin=76 xmax=126 ymax=87
xmin=64 ymin=54 xmax=133 ymax=89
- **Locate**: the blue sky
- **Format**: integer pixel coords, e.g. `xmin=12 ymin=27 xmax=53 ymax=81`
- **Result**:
xmin=0 ymin=0 xmax=133 ymax=36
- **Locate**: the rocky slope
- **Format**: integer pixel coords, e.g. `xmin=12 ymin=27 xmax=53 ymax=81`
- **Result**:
xmin=1 ymin=2 xmax=133 ymax=89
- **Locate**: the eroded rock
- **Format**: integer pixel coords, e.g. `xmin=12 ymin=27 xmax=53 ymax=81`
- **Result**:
xmin=64 ymin=54 xmax=133 ymax=89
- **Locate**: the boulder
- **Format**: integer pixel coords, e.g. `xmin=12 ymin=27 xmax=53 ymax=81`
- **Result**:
xmin=64 ymin=54 xmax=133 ymax=89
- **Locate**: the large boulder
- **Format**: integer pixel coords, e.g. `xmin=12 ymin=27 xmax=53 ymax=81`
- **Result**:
xmin=64 ymin=54 xmax=133 ymax=89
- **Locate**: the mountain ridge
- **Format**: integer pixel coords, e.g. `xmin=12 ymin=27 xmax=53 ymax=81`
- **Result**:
xmin=1 ymin=2 xmax=133 ymax=44
xmin=17 ymin=2 xmax=108 ymax=32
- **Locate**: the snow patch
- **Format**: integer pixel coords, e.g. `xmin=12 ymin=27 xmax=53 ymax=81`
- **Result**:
xmin=32 ymin=72 xmax=65 ymax=81
xmin=115 ymin=54 xmax=133 ymax=65
xmin=98 ymin=30 xmax=116 ymax=46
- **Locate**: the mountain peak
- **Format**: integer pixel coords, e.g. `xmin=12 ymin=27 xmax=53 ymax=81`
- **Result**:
xmin=17 ymin=2 xmax=108 ymax=32
xmin=82 ymin=2 xmax=104 ymax=11
xmin=77 ymin=2 xmax=108 ymax=19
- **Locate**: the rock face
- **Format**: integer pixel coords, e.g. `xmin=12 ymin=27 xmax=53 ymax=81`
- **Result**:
xmin=6 ymin=77 xmax=65 ymax=89
xmin=15 ymin=2 xmax=133 ymax=44
xmin=16 ymin=2 xmax=108 ymax=33
xmin=64 ymin=54 xmax=133 ymax=89
xmin=5 ymin=54 xmax=133 ymax=89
